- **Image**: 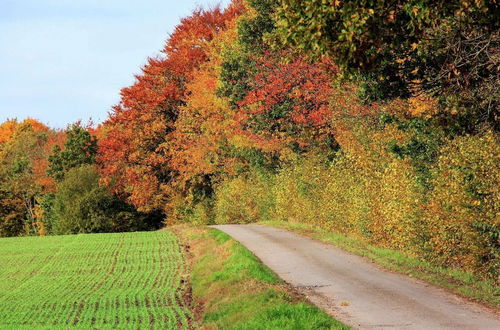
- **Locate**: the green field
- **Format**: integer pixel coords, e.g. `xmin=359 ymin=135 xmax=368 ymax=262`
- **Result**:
xmin=0 ymin=231 xmax=190 ymax=329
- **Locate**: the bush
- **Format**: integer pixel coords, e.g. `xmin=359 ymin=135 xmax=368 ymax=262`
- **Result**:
xmin=51 ymin=165 xmax=162 ymax=235
xmin=424 ymin=130 xmax=499 ymax=277
xmin=274 ymin=120 xmax=427 ymax=255
xmin=274 ymin=153 xmax=327 ymax=226
xmin=166 ymin=193 xmax=215 ymax=225
xmin=214 ymin=172 xmax=274 ymax=224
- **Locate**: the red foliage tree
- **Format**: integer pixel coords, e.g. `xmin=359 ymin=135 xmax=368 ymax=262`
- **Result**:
xmin=236 ymin=53 xmax=337 ymax=151
xmin=98 ymin=3 xmax=243 ymax=212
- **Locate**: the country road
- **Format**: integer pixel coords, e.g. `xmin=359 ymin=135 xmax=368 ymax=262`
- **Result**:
xmin=212 ymin=224 xmax=499 ymax=330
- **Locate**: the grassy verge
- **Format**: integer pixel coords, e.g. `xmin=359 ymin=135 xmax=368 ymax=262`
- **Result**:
xmin=260 ymin=221 xmax=499 ymax=309
xmin=174 ymin=226 xmax=349 ymax=329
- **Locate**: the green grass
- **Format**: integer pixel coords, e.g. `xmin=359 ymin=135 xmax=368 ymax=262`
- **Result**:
xmin=261 ymin=221 xmax=500 ymax=309
xmin=177 ymin=226 xmax=349 ymax=329
xmin=0 ymin=231 xmax=191 ymax=329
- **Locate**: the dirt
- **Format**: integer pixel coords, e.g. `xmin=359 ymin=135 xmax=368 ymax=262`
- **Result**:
xmin=212 ymin=224 xmax=500 ymax=330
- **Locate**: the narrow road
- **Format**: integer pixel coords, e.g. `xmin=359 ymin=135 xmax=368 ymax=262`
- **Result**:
xmin=212 ymin=224 xmax=499 ymax=330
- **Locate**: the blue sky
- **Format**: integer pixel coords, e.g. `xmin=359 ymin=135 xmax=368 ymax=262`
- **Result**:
xmin=0 ymin=0 xmax=230 ymax=128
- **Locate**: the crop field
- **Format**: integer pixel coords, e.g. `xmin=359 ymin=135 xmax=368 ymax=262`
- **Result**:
xmin=0 ymin=231 xmax=190 ymax=329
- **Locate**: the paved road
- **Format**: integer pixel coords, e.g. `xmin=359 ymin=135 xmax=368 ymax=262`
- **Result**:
xmin=212 ymin=224 xmax=499 ymax=330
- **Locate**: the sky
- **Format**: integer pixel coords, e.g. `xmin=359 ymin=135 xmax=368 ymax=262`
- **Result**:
xmin=0 ymin=0 xmax=230 ymax=128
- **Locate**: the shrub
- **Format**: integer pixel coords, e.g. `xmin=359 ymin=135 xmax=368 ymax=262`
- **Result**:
xmin=51 ymin=165 xmax=161 ymax=235
xmin=274 ymin=120 xmax=427 ymax=255
xmin=424 ymin=130 xmax=499 ymax=277
xmin=166 ymin=193 xmax=215 ymax=225
xmin=214 ymin=172 xmax=274 ymax=224
xmin=274 ymin=153 xmax=326 ymax=226
xmin=248 ymin=122 xmax=499 ymax=279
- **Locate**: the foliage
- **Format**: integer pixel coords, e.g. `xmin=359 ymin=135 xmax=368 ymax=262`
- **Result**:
xmin=237 ymin=54 xmax=336 ymax=150
xmin=39 ymin=192 xmax=56 ymax=234
xmin=237 ymin=0 xmax=279 ymax=52
xmin=0 ymin=189 xmax=25 ymax=237
xmin=0 ymin=117 xmax=160 ymax=237
xmin=216 ymin=119 xmax=499 ymax=279
xmin=273 ymin=127 xmax=426 ymax=254
xmin=0 ymin=231 xmax=191 ymax=328
xmin=0 ymin=120 xmax=56 ymax=235
xmin=217 ymin=0 xmax=278 ymax=106
xmin=424 ymin=130 xmax=499 ymax=277
xmin=1 ymin=0 xmax=498 ymax=282
xmin=98 ymin=4 xmax=243 ymax=212
xmin=0 ymin=119 xmax=19 ymax=146
xmin=274 ymin=0 xmax=499 ymax=128
xmin=214 ymin=172 xmax=274 ymax=224
xmin=0 ymin=118 xmax=50 ymax=147
xmin=51 ymin=165 xmax=161 ymax=235
xmin=168 ymin=40 xmax=234 ymax=195
xmin=48 ymin=123 xmax=97 ymax=181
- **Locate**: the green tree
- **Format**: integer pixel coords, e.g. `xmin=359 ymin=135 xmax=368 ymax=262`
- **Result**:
xmin=218 ymin=0 xmax=279 ymax=106
xmin=48 ymin=123 xmax=98 ymax=181
xmin=51 ymin=165 xmax=162 ymax=235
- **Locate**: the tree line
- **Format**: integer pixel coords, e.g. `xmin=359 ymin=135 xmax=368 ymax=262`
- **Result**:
xmin=0 ymin=121 xmax=161 ymax=236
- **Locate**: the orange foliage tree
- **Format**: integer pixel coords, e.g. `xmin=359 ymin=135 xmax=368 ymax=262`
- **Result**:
xmin=98 ymin=4 xmax=243 ymax=212
xmin=0 ymin=119 xmax=63 ymax=235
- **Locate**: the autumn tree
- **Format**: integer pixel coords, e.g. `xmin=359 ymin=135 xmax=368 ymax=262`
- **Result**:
xmin=165 ymin=21 xmax=245 ymax=221
xmin=0 ymin=189 xmax=25 ymax=237
xmin=275 ymin=0 xmax=499 ymax=131
xmin=0 ymin=119 xmax=18 ymax=146
xmin=98 ymin=3 xmax=243 ymax=212
xmin=236 ymin=54 xmax=337 ymax=152
xmin=0 ymin=119 xmax=55 ymax=235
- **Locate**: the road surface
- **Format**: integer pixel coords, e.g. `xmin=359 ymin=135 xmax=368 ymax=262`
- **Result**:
xmin=212 ymin=224 xmax=499 ymax=330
